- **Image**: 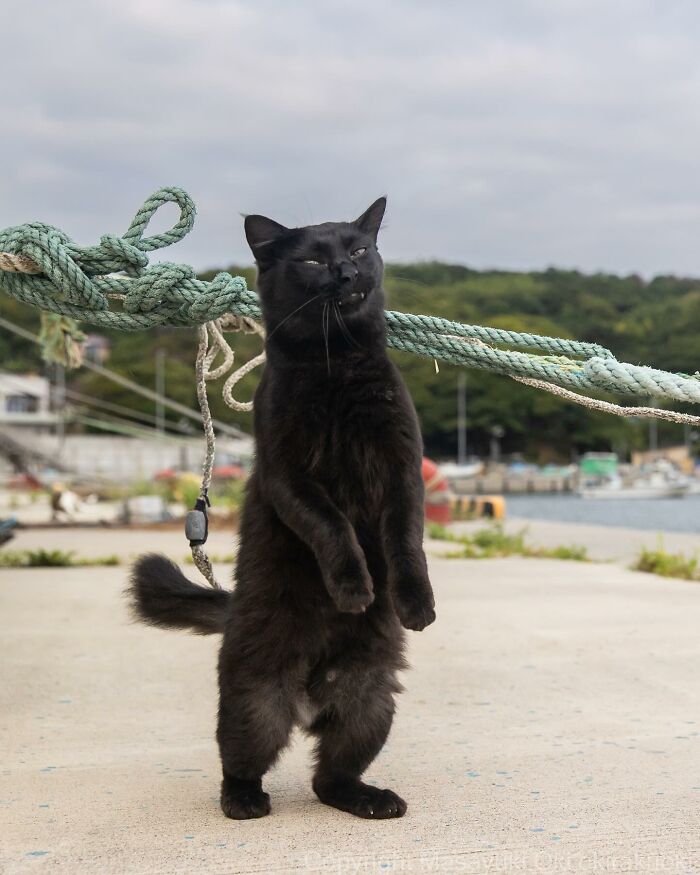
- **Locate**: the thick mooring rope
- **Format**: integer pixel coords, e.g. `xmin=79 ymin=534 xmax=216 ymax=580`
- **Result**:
xmin=1 ymin=186 xmax=699 ymax=412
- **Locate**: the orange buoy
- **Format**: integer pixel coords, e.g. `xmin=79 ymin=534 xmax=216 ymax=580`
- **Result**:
xmin=422 ymin=458 xmax=452 ymax=524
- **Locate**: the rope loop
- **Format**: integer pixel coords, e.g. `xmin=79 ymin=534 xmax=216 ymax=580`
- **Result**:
xmin=122 ymin=186 xmax=196 ymax=252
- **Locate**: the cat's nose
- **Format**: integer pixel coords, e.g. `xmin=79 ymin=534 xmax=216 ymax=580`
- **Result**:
xmin=334 ymin=261 xmax=358 ymax=286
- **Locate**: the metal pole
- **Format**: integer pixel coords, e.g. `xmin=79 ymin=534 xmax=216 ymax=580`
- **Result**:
xmin=155 ymin=349 xmax=165 ymax=434
xmin=55 ymin=363 xmax=65 ymax=460
xmin=648 ymin=396 xmax=658 ymax=452
xmin=457 ymin=371 xmax=467 ymax=465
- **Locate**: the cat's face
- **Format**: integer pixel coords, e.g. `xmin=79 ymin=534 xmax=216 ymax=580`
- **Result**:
xmin=244 ymin=198 xmax=387 ymax=345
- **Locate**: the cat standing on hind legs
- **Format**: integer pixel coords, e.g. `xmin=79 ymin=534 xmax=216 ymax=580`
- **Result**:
xmin=128 ymin=195 xmax=436 ymax=820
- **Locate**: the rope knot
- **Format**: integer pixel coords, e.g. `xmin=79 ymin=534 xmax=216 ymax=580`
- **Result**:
xmin=24 ymin=223 xmax=109 ymax=312
xmin=99 ymin=234 xmax=149 ymax=274
xmin=186 ymin=271 xmax=248 ymax=322
xmin=123 ymin=262 xmax=195 ymax=314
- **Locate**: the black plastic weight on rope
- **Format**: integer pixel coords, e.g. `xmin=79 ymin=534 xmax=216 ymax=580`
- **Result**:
xmin=185 ymin=496 xmax=209 ymax=547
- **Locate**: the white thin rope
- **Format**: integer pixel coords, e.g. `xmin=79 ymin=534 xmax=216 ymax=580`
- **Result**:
xmin=191 ymin=543 xmax=217 ymax=588
xmin=0 ymin=252 xmax=40 ymax=273
xmin=190 ymin=315 xmax=266 ymax=586
xmin=218 ymin=315 xmax=266 ymax=413
xmin=512 ymin=376 xmax=700 ymax=425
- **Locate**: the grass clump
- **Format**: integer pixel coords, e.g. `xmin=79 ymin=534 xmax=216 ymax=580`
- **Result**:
xmin=544 ymin=544 xmax=590 ymax=562
xmin=427 ymin=522 xmax=589 ymax=562
xmin=0 ymin=549 xmax=120 ymax=568
xmin=82 ymin=554 xmax=120 ymax=567
xmin=633 ymin=546 xmax=699 ymax=582
xmin=426 ymin=523 xmax=455 ymax=541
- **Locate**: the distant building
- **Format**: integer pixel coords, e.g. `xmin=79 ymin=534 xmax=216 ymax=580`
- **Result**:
xmin=0 ymin=372 xmax=58 ymax=429
xmin=632 ymin=445 xmax=694 ymax=475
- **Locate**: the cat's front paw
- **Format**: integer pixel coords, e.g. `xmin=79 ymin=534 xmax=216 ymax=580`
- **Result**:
xmin=333 ymin=579 xmax=375 ymax=614
xmin=326 ymin=552 xmax=374 ymax=614
xmin=393 ymin=580 xmax=436 ymax=631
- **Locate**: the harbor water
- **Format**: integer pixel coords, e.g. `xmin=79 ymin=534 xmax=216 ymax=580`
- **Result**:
xmin=507 ymin=493 xmax=700 ymax=534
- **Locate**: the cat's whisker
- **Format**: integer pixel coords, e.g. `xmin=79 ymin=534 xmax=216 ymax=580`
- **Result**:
xmin=385 ymin=273 xmax=430 ymax=288
xmin=332 ymin=305 xmax=351 ymax=349
xmin=266 ymin=292 xmax=323 ymax=341
xmin=322 ymin=301 xmax=331 ymax=375
xmin=333 ymin=302 xmax=362 ymax=350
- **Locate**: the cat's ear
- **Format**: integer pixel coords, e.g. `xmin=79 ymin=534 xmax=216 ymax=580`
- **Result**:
xmin=244 ymin=214 xmax=289 ymax=262
xmin=353 ymin=197 xmax=387 ymax=241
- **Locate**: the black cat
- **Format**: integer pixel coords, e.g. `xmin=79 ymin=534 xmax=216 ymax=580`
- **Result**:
xmin=128 ymin=198 xmax=436 ymax=820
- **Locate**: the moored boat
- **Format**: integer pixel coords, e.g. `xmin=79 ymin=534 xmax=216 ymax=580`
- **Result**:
xmin=579 ymin=477 xmax=689 ymax=499
xmin=578 ymin=456 xmax=690 ymax=499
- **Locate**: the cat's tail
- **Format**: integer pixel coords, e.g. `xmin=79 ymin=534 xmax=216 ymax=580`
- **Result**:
xmin=127 ymin=554 xmax=230 ymax=635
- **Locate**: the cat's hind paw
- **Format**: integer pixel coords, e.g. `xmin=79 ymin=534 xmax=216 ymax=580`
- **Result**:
xmin=394 ymin=590 xmax=436 ymax=631
xmin=220 ymin=777 xmax=271 ymax=820
xmin=314 ymin=778 xmax=407 ymax=819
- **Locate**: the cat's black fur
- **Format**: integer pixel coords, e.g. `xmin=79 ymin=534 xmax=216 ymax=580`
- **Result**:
xmin=128 ymin=198 xmax=435 ymax=821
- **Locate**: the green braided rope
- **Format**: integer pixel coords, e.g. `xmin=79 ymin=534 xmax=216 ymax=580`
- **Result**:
xmin=1 ymin=187 xmax=699 ymax=405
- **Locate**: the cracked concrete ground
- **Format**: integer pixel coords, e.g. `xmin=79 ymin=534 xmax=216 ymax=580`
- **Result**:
xmin=1 ymin=532 xmax=699 ymax=874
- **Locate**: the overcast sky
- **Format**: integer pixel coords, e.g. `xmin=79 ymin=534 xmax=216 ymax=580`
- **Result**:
xmin=3 ymin=0 xmax=700 ymax=277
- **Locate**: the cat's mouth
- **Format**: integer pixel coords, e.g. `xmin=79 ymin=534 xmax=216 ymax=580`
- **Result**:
xmin=338 ymin=290 xmax=367 ymax=308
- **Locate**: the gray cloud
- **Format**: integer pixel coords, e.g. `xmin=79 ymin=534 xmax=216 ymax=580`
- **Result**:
xmin=2 ymin=0 xmax=700 ymax=276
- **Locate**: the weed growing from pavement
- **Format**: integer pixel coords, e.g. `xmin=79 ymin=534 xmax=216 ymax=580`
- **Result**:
xmin=0 ymin=549 xmax=120 ymax=568
xmin=633 ymin=543 xmax=699 ymax=582
xmin=427 ymin=522 xmax=589 ymax=561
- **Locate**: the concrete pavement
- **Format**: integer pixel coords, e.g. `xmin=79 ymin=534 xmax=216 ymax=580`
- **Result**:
xmin=1 ymin=551 xmax=699 ymax=873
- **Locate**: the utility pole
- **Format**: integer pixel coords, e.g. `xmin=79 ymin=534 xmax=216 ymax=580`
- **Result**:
xmin=489 ymin=424 xmax=505 ymax=468
xmin=457 ymin=371 xmax=467 ymax=464
xmin=55 ymin=363 xmax=66 ymax=461
xmin=648 ymin=396 xmax=658 ymax=453
xmin=155 ymin=348 xmax=165 ymax=435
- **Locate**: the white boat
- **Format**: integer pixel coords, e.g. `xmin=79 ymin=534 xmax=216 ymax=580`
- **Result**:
xmin=579 ymin=478 xmax=688 ymax=499
xmin=439 ymin=461 xmax=484 ymax=479
xmin=578 ymin=462 xmax=690 ymax=499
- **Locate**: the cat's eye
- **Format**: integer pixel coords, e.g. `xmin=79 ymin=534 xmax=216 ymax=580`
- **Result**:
xmin=351 ymin=248 xmax=367 ymax=258
xmin=303 ymin=259 xmax=322 ymax=266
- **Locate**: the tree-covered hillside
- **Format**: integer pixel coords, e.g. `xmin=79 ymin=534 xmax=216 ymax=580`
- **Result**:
xmin=1 ymin=262 xmax=698 ymax=461
xmin=382 ymin=264 xmax=699 ymax=459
